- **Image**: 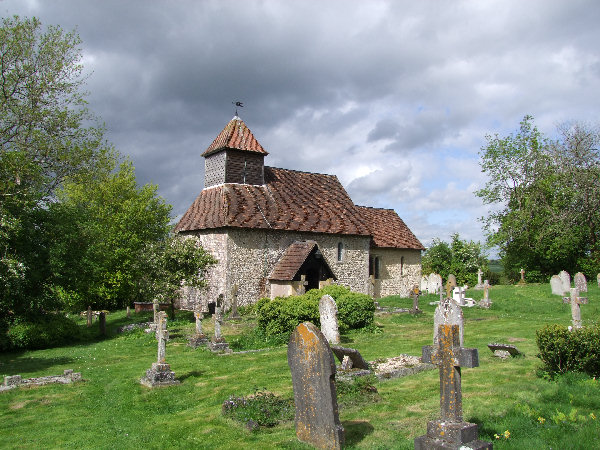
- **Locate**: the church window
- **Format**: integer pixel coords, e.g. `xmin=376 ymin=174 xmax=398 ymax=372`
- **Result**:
xmin=337 ymin=242 xmax=344 ymax=262
xmin=369 ymin=255 xmax=380 ymax=279
xmin=400 ymin=256 xmax=404 ymax=275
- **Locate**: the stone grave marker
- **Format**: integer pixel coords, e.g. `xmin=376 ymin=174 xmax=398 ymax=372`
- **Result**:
xmin=434 ymin=298 xmax=463 ymax=347
xmin=140 ymin=312 xmax=179 ymax=387
xmin=228 ymin=284 xmax=241 ymax=320
xmin=126 ymin=306 xmax=130 ymax=318
xmin=98 ymin=312 xmax=106 ymax=336
xmin=319 ymin=295 xmax=341 ymax=344
xmin=428 ymin=273 xmax=442 ymax=294
xmin=479 ymin=281 xmax=492 ymax=309
xmin=475 ymin=268 xmax=484 ymax=289
xmin=421 ymin=274 xmax=429 ymax=292
xmin=447 ymin=274 xmax=457 ymax=289
xmin=574 ymin=272 xmax=587 ymax=293
xmin=563 ymin=287 xmax=588 ymax=329
xmin=597 ymin=273 xmax=600 ymax=287
xmin=330 ymin=345 xmax=370 ymax=370
xmin=188 ymin=310 xmax=208 ymax=348
xmin=487 ymin=343 xmax=523 ymax=359
xmin=415 ymin=324 xmax=492 ymax=449
xmin=550 ymin=275 xmax=563 ymax=296
xmin=208 ymin=306 xmax=230 ymax=352
xmin=518 ymin=268 xmax=526 ymax=285
xmin=559 ymin=270 xmax=571 ymax=294
xmin=452 ymin=287 xmax=465 ymax=306
xmin=287 ymin=322 xmax=344 ymax=449
xmin=410 ymin=285 xmax=422 ymax=314
xmin=86 ymin=306 xmax=92 ymax=327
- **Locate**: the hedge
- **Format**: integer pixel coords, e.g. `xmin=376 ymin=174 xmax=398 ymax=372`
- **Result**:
xmin=4 ymin=313 xmax=81 ymax=351
xmin=536 ymin=324 xmax=600 ymax=378
xmin=256 ymin=285 xmax=375 ymax=338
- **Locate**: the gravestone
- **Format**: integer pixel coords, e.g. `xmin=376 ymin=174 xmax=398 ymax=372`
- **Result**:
xmin=559 ymin=270 xmax=571 ymax=294
xmin=287 ymin=322 xmax=344 ymax=449
xmin=550 ymin=275 xmax=563 ymax=296
xmin=410 ymin=285 xmax=422 ymax=314
xmin=597 ymin=273 xmax=600 ymax=287
xmin=487 ymin=343 xmax=522 ymax=358
xmin=86 ymin=306 xmax=92 ymax=327
xmin=415 ymin=324 xmax=492 ymax=449
xmin=319 ymin=295 xmax=340 ymax=344
xmin=479 ymin=281 xmax=492 ymax=309
xmin=574 ymin=272 xmax=587 ymax=293
xmin=518 ymin=268 xmax=526 ymax=285
xmin=188 ymin=310 xmax=208 ymax=348
xmin=330 ymin=345 xmax=370 ymax=370
xmin=452 ymin=287 xmax=465 ymax=306
xmin=433 ymin=298 xmax=463 ymax=347
xmin=447 ymin=274 xmax=457 ymax=290
xmin=428 ymin=273 xmax=442 ymax=295
xmin=228 ymin=284 xmax=241 ymax=320
xmin=563 ymin=287 xmax=588 ymax=329
xmin=126 ymin=306 xmax=130 ymax=318
xmin=208 ymin=307 xmax=230 ymax=352
xmin=98 ymin=312 xmax=106 ymax=336
xmin=421 ymin=275 xmax=429 ymax=292
xmin=475 ymin=268 xmax=484 ymax=290
xmin=140 ymin=312 xmax=179 ymax=387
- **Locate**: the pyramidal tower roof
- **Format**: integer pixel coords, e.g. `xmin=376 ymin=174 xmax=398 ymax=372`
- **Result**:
xmin=201 ymin=116 xmax=268 ymax=157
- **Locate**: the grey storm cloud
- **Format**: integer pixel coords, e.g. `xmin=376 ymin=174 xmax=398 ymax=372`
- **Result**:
xmin=2 ymin=0 xmax=599 ymax=246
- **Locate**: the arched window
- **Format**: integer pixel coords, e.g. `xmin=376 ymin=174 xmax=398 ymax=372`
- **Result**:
xmin=337 ymin=242 xmax=344 ymax=262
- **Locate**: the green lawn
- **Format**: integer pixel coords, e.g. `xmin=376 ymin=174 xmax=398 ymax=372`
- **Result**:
xmin=1 ymin=283 xmax=599 ymax=449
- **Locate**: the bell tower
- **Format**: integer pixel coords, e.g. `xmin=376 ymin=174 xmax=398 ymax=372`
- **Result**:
xmin=202 ymin=116 xmax=268 ymax=188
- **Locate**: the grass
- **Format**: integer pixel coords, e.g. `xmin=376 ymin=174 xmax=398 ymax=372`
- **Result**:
xmin=1 ymin=283 xmax=599 ymax=448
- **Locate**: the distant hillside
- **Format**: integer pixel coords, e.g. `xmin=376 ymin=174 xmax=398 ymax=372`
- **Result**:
xmin=488 ymin=260 xmax=503 ymax=274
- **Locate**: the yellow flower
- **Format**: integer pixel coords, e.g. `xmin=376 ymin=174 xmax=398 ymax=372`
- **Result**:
xmin=538 ymin=417 xmax=546 ymax=424
xmin=494 ymin=434 xmax=500 ymax=440
xmin=504 ymin=430 xmax=511 ymax=439
xmin=590 ymin=413 xmax=596 ymax=420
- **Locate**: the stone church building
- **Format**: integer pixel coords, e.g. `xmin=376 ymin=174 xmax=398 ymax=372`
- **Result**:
xmin=174 ymin=116 xmax=424 ymax=311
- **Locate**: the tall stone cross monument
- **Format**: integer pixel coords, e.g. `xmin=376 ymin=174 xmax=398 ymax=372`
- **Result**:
xmin=140 ymin=311 xmax=179 ymax=387
xmin=562 ymin=287 xmax=588 ymax=329
xmin=415 ymin=324 xmax=492 ymax=449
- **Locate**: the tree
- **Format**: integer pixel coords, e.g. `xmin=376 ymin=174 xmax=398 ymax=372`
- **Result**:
xmin=49 ymin=158 xmax=172 ymax=310
xmin=477 ymin=116 xmax=600 ymax=280
xmin=0 ymin=16 xmax=110 ymax=320
xmin=137 ymin=236 xmax=217 ymax=318
xmin=422 ymin=233 xmax=487 ymax=286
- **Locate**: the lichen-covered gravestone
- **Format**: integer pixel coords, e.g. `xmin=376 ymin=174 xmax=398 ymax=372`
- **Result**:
xmin=479 ymin=281 xmax=492 ymax=309
xmin=447 ymin=274 xmax=457 ymax=290
xmin=287 ymin=322 xmax=344 ymax=449
xmin=434 ymin=298 xmax=463 ymax=347
xmin=415 ymin=324 xmax=492 ymax=449
xmin=559 ymin=270 xmax=571 ymax=294
xmin=428 ymin=273 xmax=442 ymax=294
xmin=140 ymin=311 xmax=179 ymax=387
xmin=574 ymin=272 xmax=587 ymax=293
xmin=188 ymin=310 xmax=208 ymax=348
xmin=563 ymin=287 xmax=588 ymax=329
xmin=550 ymin=275 xmax=563 ymax=296
xmin=319 ymin=295 xmax=341 ymax=344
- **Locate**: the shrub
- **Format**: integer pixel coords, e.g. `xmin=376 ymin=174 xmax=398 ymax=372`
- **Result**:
xmin=222 ymin=388 xmax=294 ymax=428
xmin=256 ymin=285 xmax=375 ymax=338
xmin=5 ymin=313 xmax=81 ymax=350
xmin=536 ymin=324 xmax=600 ymax=378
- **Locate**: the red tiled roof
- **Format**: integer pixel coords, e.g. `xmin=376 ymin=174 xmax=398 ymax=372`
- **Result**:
xmin=269 ymin=241 xmax=317 ymax=281
xmin=201 ymin=116 xmax=268 ymax=157
xmin=356 ymin=206 xmax=425 ymax=250
xmin=174 ymin=167 xmax=372 ymax=236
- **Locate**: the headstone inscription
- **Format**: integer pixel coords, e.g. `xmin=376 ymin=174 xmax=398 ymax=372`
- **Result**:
xmin=562 ymin=287 xmax=588 ymax=329
xmin=559 ymin=270 xmax=571 ymax=294
xmin=574 ymin=272 xmax=587 ymax=293
xmin=550 ymin=275 xmax=563 ymax=296
xmin=319 ymin=295 xmax=341 ymax=344
xmin=415 ymin=324 xmax=492 ymax=449
xmin=140 ymin=311 xmax=179 ymax=387
xmin=287 ymin=322 xmax=344 ymax=449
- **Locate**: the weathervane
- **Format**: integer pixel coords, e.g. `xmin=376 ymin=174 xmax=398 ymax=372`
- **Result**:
xmin=232 ymin=101 xmax=243 ymax=116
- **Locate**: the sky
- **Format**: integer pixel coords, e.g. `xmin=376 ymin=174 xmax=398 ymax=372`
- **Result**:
xmin=3 ymin=0 xmax=599 ymax=255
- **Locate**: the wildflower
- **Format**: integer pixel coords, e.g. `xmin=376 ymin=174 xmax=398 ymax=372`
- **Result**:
xmin=494 ymin=434 xmax=500 ymax=440
xmin=590 ymin=413 xmax=596 ymax=420
xmin=504 ymin=430 xmax=510 ymax=439
xmin=538 ymin=417 xmax=546 ymax=424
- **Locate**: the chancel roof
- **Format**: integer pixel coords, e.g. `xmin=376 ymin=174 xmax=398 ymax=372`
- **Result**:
xmin=356 ymin=206 xmax=425 ymax=250
xmin=201 ymin=116 xmax=268 ymax=157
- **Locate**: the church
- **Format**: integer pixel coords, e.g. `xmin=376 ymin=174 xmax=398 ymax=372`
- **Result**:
xmin=174 ymin=116 xmax=424 ymax=311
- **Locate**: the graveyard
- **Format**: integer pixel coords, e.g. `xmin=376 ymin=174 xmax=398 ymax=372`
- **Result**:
xmin=1 ymin=283 xmax=599 ymax=449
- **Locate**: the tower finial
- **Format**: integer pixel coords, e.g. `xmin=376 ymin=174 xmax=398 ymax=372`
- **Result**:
xmin=232 ymin=101 xmax=243 ymax=117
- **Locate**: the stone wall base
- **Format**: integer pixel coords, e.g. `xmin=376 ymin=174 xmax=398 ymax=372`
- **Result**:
xmin=140 ymin=363 xmax=179 ymax=387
